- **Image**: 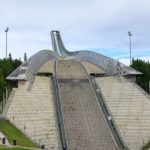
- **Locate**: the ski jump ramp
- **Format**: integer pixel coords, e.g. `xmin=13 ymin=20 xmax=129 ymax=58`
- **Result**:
xmin=4 ymin=31 xmax=150 ymax=150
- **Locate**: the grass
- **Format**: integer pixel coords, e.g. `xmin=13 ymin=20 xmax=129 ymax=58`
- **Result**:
xmin=0 ymin=146 xmax=33 ymax=150
xmin=142 ymin=141 xmax=150 ymax=150
xmin=0 ymin=120 xmax=36 ymax=148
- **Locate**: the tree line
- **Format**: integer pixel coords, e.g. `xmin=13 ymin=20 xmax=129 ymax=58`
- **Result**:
xmin=131 ymin=59 xmax=150 ymax=93
xmin=0 ymin=54 xmax=22 ymax=102
xmin=0 ymin=56 xmax=149 ymax=102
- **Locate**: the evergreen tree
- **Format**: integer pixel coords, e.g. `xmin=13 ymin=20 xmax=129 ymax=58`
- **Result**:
xmin=8 ymin=53 xmax=12 ymax=62
xmin=131 ymin=59 xmax=150 ymax=93
xmin=0 ymin=58 xmax=22 ymax=102
xmin=24 ymin=52 xmax=27 ymax=62
xmin=0 ymin=69 xmax=6 ymax=102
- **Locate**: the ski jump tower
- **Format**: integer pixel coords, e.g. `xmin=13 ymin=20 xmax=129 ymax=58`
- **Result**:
xmin=4 ymin=31 xmax=150 ymax=150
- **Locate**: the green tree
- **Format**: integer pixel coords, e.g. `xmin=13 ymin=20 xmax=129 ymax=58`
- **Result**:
xmin=0 ymin=58 xmax=22 ymax=102
xmin=0 ymin=69 xmax=6 ymax=102
xmin=24 ymin=52 xmax=27 ymax=62
xmin=0 ymin=59 xmax=13 ymax=79
xmin=13 ymin=59 xmax=22 ymax=70
xmin=131 ymin=59 xmax=150 ymax=93
xmin=8 ymin=53 xmax=12 ymax=62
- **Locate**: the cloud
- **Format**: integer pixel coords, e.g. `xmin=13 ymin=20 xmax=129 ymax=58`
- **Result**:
xmin=0 ymin=0 xmax=150 ymax=63
xmin=119 ymin=56 xmax=150 ymax=66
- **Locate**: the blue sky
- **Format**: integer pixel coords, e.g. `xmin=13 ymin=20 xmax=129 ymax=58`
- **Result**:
xmin=0 ymin=0 xmax=150 ymax=65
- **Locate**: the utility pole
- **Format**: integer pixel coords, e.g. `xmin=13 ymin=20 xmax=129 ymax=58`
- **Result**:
xmin=128 ymin=31 xmax=132 ymax=65
xmin=5 ymin=27 xmax=9 ymax=59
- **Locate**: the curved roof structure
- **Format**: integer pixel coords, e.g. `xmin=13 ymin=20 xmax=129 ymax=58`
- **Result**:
xmin=7 ymin=31 xmax=141 ymax=82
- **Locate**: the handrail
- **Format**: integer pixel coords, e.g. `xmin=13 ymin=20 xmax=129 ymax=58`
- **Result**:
xmin=53 ymin=59 xmax=68 ymax=150
xmin=78 ymin=61 xmax=128 ymax=150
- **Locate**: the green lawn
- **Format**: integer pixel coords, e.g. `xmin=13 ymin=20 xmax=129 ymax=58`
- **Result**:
xmin=0 ymin=120 xmax=36 ymax=148
xmin=142 ymin=141 xmax=150 ymax=150
xmin=0 ymin=146 xmax=33 ymax=150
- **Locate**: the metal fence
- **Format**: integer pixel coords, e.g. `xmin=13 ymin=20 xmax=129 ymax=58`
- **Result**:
xmin=7 ymin=50 xmax=57 ymax=83
xmin=25 ymin=50 xmax=57 ymax=82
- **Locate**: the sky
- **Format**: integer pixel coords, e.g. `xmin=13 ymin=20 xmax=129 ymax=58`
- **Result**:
xmin=0 ymin=0 xmax=150 ymax=65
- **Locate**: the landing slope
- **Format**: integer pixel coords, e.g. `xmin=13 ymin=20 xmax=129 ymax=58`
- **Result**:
xmin=57 ymin=60 xmax=116 ymax=150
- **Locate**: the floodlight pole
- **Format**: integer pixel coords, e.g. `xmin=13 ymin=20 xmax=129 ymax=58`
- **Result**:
xmin=5 ymin=27 xmax=9 ymax=59
xmin=128 ymin=31 xmax=132 ymax=65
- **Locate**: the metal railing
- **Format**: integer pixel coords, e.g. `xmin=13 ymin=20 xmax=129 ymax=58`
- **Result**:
xmin=7 ymin=50 xmax=58 ymax=83
xmin=25 ymin=50 xmax=58 ymax=83
xmin=52 ymin=60 xmax=68 ymax=150
xmin=78 ymin=61 xmax=128 ymax=150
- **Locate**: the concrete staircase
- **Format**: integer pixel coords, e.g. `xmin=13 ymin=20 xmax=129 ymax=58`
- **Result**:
xmin=96 ymin=76 xmax=150 ymax=150
xmin=4 ymin=76 xmax=61 ymax=150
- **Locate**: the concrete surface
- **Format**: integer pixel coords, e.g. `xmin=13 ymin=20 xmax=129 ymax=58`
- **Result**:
xmin=5 ymin=76 xmax=61 ymax=150
xmin=57 ymin=60 xmax=116 ymax=150
xmin=38 ymin=60 xmax=54 ymax=73
xmin=81 ymin=61 xmax=105 ymax=75
xmin=96 ymin=76 xmax=150 ymax=150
